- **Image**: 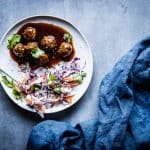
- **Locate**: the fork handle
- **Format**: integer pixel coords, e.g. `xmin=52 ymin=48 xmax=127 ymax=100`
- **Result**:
xmin=0 ymin=68 xmax=17 ymax=83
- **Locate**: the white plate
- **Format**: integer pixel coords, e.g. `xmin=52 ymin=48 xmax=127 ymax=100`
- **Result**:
xmin=0 ymin=16 xmax=93 ymax=114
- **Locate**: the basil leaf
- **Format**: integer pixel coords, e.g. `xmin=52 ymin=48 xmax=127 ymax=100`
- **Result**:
xmin=31 ymin=48 xmax=45 ymax=58
xmin=12 ymin=87 xmax=22 ymax=100
xmin=1 ymin=76 xmax=14 ymax=88
xmin=48 ymin=74 xmax=56 ymax=85
xmin=63 ymin=33 xmax=72 ymax=43
xmin=7 ymin=34 xmax=21 ymax=49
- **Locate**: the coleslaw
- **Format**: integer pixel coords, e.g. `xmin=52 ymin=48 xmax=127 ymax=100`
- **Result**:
xmin=2 ymin=57 xmax=86 ymax=117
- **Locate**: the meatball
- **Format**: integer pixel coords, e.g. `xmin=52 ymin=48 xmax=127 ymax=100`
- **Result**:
xmin=25 ymin=42 xmax=38 ymax=54
xmin=58 ymin=42 xmax=73 ymax=58
xmin=13 ymin=43 xmax=25 ymax=57
xmin=41 ymin=36 xmax=57 ymax=50
xmin=39 ymin=54 xmax=49 ymax=66
xmin=23 ymin=27 xmax=36 ymax=40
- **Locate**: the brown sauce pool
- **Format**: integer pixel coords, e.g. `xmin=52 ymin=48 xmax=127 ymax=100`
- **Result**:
xmin=10 ymin=22 xmax=75 ymax=69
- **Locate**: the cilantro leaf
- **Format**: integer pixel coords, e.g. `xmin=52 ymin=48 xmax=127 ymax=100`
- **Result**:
xmin=73 ymin=72 xmax=87 ymax=84
xmin=1 ymin=76 xmax=22 ymax=100
xmin=7 ymin=34 xmax=21 ymax=49
xmin=12 ymin=86 xmax=22 ymax=100
xmin=81 ymin=72 xmax=87 ymax=78
xmin=1 ymin=76 xmax=14 ymax=88
xmin=48 ymin=74 xmax=56 ymax=85
xmin=31 ymin=84 xmax=41 ymax=91
xmin=74 ymin=74 xmax=83 ymax=83
xmin=31 ymin=48 xmax=45 ymax=58
xmin=63 ymin=33 xmax=72 ymax=43
xmin=53 ymin=87 xmax=61 ymax=94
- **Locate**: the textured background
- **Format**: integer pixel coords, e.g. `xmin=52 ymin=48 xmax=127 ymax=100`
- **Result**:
xmin=0 ymin=0 xmax=150 ymax=149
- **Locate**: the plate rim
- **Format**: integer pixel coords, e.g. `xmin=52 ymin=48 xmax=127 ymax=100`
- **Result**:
xmin=0 ymin=15 xmax=93 ymax=114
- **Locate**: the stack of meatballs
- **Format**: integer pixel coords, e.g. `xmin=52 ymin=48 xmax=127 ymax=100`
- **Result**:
xmin=13 ymin=27 xmax=73 ymax=66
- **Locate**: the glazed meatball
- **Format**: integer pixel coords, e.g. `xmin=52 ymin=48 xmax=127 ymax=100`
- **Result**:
xmin=39 ymin=54 xmax=49 ymax=66
xmin=58 ymin=42 xmax=73 ymax=58
xmin=41 ymin=36 xmax=57 ymax=50
xmin=23 ymin=27 xmax=36 ymax=40
xmin=25 ymin=42 xmax=38 ymax=54
xmin=13 ymin=43 xmax=25 ymax=57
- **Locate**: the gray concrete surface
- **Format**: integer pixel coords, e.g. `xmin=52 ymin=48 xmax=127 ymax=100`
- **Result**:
xmin=0 ymin=0 xmax=150 ymax=149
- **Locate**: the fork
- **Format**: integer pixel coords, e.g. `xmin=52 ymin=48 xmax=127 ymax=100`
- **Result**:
xmin=0 ymin=68 xmax=18 ymax=83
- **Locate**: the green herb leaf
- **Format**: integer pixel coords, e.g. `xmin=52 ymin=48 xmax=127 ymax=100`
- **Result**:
xmin=1 ymin=76 xmax=22 ymax=100
xmin=53 ymin=87 xmax=61 ymax=94
xmin=31 ymin=84 xmax=41 ymax=91
xmin=12 ymin=87 xmax=22 ymax=100
xmin=74 ymin=74 xmax=83 ymax=84
xmin=48 ymin=74 xmax=56 ymax=85
xmin=74 ymin=72 xmax=87 ymax=84
xmin=63 ymin=33 xmax=72 ymax=43
xmin=81 ymin=72 xmax=87 ymax=78
xmin=7 ymin=34 xmax=21 ymax=49
xmin=1 ymin=76 xmax=14 ymax=88
xmin=31 ymin=48 xmax=45 ymax=58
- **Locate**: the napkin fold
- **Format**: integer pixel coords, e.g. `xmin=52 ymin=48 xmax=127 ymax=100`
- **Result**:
xmin=27 ymin=37 xmax=150 ymax=150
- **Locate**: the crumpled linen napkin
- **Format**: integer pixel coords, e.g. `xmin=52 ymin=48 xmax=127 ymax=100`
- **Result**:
xmin=27 ymin=37 xmax=150 ymax=150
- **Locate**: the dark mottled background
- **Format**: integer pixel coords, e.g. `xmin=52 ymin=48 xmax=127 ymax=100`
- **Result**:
xmin=0 ymin=0 xmax=150 ymax=149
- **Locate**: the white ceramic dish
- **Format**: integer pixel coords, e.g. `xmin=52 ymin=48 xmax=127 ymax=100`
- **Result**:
xmin=0 ymin=16 xmax=93 ymax=114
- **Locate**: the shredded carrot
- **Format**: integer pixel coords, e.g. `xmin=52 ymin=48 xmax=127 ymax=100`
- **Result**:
xmin=26 ymin=99 xmax=32 ymax=105
xmin=64 ymin=95 xmax=73 ymax=104
xmin=63 ymin=77 xmax=74 ymax=82
xmin=68 ymin=81 xmax=79 ymax=87
xmin=34 ymin=104 xmax=45 ymax=112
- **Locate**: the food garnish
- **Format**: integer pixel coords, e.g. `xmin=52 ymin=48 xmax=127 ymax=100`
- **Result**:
xmin=31 ymin=48 xmax=45 ymax=58
xmin=63 ymin=33 xmax=72 ymax=43
xmin=7 ymin=34 xmax=21 ymax=49
xmin=12 ymin=86 xmax=22 ymax=100
xmin=1 ymin=76 xmax=22 ymax=100
xmin=1 ymin=76 xmax=14 ymax=88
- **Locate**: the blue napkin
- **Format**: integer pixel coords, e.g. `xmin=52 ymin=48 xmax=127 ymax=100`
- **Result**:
xmin=27 ymin=37 xmax=150 ymax=150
